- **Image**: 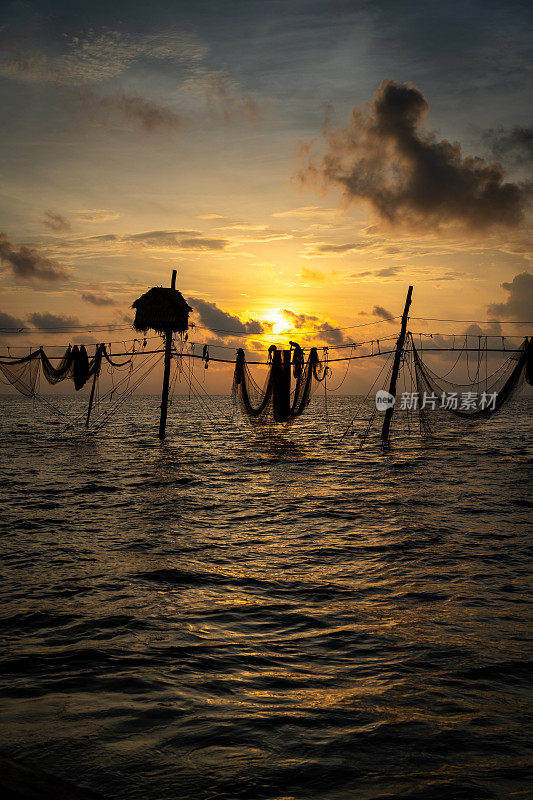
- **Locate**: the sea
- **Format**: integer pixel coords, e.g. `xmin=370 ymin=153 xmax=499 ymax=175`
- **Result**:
xmin=0 ymin=393 xmax=531 ymax=800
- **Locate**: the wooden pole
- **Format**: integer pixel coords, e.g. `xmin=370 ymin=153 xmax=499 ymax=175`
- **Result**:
xmin=381 ymin=285 xmax=413 ymax=446
xmin=280 ymin=349 xmax=292 ymax=421
xmin=85 ymin=344 xmax=101 ymax=428
xmin=158 ymin=269 xmax=177 ymax=440
xmin=85 ymin=366 xmax=98 ymax=428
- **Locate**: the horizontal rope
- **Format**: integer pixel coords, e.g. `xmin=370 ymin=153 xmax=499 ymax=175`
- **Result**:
xmin=407 ymin=347 xmax=526 ymax=354
xmin=412 ymin=332 xmax=530 ymax=339
xmin=0 ymin=348 xmax=397 ymax=365
xmin=0 ymin=334 xmax=162 ymax=350
xmin=0 ymin=318 xmax=396 ymax=339
xmin=410 ymin=317 xmax=533 ymax=324
xmin=0 ymin=346 xmax=526 ymax=368
xmin=1 ymin=315 xmax=530 ymax=336
xmin=191 ymin=317 xmax=398 ymax=337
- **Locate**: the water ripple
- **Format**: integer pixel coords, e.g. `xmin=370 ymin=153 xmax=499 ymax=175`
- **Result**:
xmin=0 ymin=394 xmax=531 ymax=800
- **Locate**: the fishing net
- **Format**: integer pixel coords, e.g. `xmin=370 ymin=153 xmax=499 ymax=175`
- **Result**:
xmin=0 ymin=350 xmax=42 ymax=397
xmin=232 ymin=344 xmax=327 ymax=427
xmin=411 ymin=336 xmax=532 ymax=427
xmin=0 ymin=344 xmax=132 ymax=397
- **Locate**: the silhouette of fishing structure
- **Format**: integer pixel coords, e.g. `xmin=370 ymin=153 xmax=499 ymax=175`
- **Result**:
xmin=1 ymin=271 xmax=531 ymax=447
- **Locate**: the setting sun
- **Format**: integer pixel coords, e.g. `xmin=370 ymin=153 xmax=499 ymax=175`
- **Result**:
xmin=268 ymin=309 xmax=289 ymax=336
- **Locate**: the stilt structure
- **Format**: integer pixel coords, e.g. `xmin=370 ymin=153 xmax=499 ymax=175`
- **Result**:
xmin=2 ymin=276 xmax=530 ymax=445
xmin=381 ymin=285 xmax=413 ymax=446
xmin=131 ymin=269 xmax=191 ymax=439
xmin=158 ymin=269 xmax=177 ymax=440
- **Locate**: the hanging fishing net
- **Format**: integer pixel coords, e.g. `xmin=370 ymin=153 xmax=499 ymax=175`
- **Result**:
xmin=232 ymin=344 xmax=327 ymax=427
xmin=0 ymin=350 xmax=42 ymax=397
xmin=0 ymin=343 xmax=131 ymax=398
xmin=410 ymin=336 xmax=532 ymax=432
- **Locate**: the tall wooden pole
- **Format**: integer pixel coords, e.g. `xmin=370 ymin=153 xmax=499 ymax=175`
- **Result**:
xmin=158 ymin=269 xmax=177 ymax=440
xmin=381 ymin=285 xmax=413 ymax=446
xmin=85 ymin=344 xmax=103 ymax=429
xmin=85 ymin=360 xmax=98 ymax=428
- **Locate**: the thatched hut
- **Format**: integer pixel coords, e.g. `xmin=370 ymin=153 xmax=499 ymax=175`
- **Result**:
xmin=132 ymin=287 xmax=192 ymax=335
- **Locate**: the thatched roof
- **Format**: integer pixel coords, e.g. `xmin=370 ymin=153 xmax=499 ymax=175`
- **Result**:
xmin=132 ymin=287 xmax=192 ymax=334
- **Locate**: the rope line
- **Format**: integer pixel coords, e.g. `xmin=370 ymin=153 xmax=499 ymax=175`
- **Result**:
xmin=1 ymin=315 xmax=531 ymax=337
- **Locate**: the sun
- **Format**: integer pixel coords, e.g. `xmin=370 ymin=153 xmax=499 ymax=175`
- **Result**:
xmin=268 ymin=309 xmax=288 ymax=336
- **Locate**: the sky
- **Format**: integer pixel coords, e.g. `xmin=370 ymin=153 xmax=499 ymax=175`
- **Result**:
xmin=0 ymin=0 xmax=531 ymax=394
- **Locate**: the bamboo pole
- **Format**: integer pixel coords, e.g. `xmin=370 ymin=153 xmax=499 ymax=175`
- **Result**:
xmin=381 ymin=285 xmax=413 ymax=446
xmin=158 ymin=269 xmax=177 ymax=440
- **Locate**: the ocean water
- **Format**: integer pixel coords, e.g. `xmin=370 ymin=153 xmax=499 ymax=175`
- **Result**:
xmin=0 ymin=394 xmax=531 ymax=800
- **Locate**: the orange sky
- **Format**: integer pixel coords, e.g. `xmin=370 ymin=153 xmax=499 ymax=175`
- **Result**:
xmin=0 ymin=1 xmax=531 ymax=395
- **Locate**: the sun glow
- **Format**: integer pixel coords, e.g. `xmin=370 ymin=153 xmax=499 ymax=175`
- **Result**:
xmin=268 ymin=309 xmax=288 ymax=336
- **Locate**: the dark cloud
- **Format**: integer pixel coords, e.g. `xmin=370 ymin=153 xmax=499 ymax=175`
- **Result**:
xmin=0 ymin=233 xmax=70 ymax=282
xmin=81 ymin=291 xmax=117 ymax=306
xmin=281 ymin=309 xmax=348 ymax=345
xmin=487 ymin=272 xmax=533 ymax=321
xmin=372 ymin=305 xmax=395 ymax=322
xmin=79 ymin=90 xmax=188 ymax=133
xmin=0 ymin=310 xmax=25 ymax=334
xmin=298 ymin=80 xmax=531 ymax=234
xmin=314 ymin=321 xmax=345 ymax=345
xmin=483 ymin=126 xmax=533 ymax=166
xmin=42 ymin=210 xmax=71 ymax=233
xmin=29 ymin=312 xmax=81 ymax=330
xmin=281 ymin=309 xmax=319 ymax=329
xmin=189 ymin=298 xmax=264 ymax=336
